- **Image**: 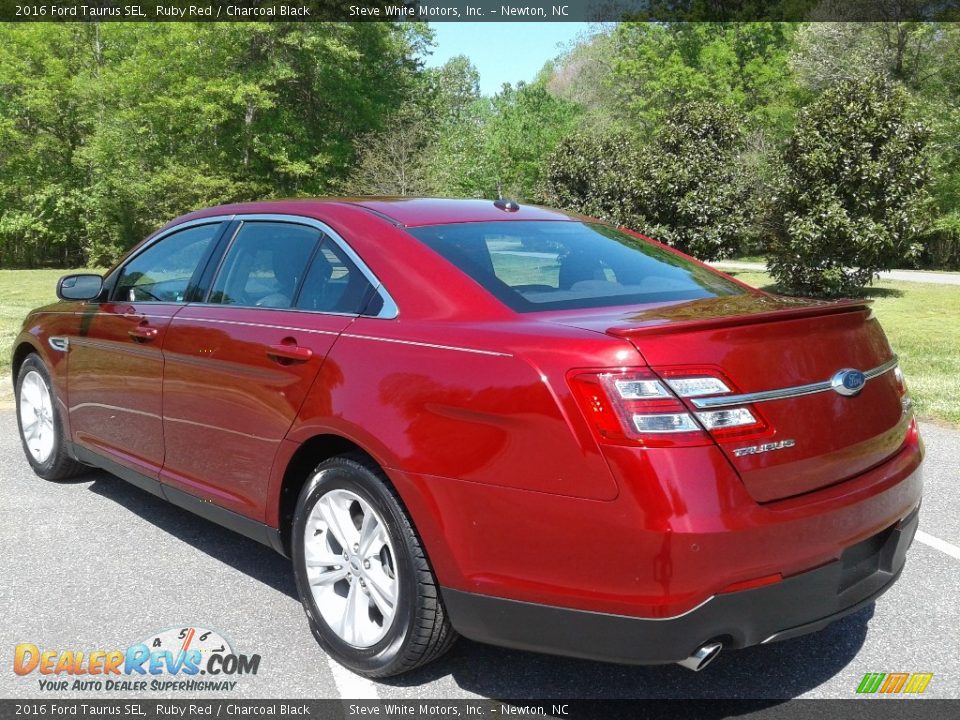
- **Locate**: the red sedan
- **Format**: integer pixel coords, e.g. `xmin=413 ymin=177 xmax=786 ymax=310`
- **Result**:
xmin=13 ymin=198 xmax=922 ymax=677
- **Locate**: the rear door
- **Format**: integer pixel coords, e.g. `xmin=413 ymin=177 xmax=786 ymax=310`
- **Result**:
xmin=159 ymin=218 xmax=380 ymax=519
xmin=67 ymin=221 xmax=224 ymax=478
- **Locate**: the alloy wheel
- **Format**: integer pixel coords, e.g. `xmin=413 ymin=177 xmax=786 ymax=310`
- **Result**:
xmin=19 ymin=370 xmax=55 ymax=464
xmin=303 ymin=488 xmax=399 ymax=647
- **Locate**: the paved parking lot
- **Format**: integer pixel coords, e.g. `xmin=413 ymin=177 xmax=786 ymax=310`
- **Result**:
xmin=0 ymin=408 xmax=957 ymax=700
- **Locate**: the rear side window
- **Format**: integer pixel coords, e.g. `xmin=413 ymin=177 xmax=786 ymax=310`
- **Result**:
xmin=296 ymin=242 xmax=379 ymax=315
xmin=209 ymin=222 xmax=320 ymax=308
xmin=407 ymin=221 xmax=745 ymax=312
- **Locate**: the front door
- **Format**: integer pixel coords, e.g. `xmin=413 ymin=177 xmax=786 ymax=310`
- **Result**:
xmin=67 ymin=222 xmax=223 ymax=477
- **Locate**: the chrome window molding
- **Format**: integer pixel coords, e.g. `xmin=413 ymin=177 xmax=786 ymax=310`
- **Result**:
xmin=690 ymin=356 xmax=899 ymax=409
xmin=220 ymin=213 xmax=399 ymax=320
xmin=105 ymin=215 xmax=235 ymax=287
xmin=104 ymin=213 xmax=398 ymax=320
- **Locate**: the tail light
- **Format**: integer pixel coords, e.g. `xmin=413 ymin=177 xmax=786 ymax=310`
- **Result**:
xmin=894 ymin=366 xmax=913 ymax=413
xmin=659 ymin=366 xmax=769 ymax=441
xmin=569 ymin=367 xmax=769 ymax=448
xmin=569 ymin=369 xmax=707 ymax=447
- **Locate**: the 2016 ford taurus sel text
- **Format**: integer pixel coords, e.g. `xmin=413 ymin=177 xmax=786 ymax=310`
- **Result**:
xmin=13 ymin=198 xmax=922 ymax=677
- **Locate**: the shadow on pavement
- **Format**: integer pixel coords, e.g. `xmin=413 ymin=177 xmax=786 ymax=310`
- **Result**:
xmin=85 ymin=471 xmax=298 ymax=599
xmin=83 ymin=469 xmax=873 ymax=702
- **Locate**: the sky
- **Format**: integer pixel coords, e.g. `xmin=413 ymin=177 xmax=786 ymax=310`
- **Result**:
xmin=422 ymin=22 xmax=595 ymax=96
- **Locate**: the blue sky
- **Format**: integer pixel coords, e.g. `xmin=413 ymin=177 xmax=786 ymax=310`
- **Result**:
xmin=422 ymin=23 xmax=595 ymax=96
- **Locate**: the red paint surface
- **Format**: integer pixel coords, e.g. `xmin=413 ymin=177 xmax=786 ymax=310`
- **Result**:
xmin=16 ymin=198 xmax=923 ymax=619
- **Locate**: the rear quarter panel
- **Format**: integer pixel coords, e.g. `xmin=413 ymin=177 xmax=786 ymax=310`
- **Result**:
xmin=284 ymin=317 xmax=635 ymax=502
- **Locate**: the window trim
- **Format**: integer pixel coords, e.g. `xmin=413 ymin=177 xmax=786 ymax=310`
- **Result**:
xmin=290 ymin=237 xmax=380 ymax=315
xmin=108 ymin=219 xmax=228 ymax=304
xmin=198 ymin=214 xmax=398 ymax=319
xmin=202 ymin=219 xmax=323 ymax=309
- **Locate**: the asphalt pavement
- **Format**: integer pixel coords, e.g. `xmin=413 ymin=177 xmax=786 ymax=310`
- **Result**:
xmin=0 ymin=407 xmax=957 ymax=700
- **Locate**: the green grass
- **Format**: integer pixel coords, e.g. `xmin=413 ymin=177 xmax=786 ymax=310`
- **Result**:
xmin=489 ymin=250 xmax=561 ymax=286
xmin=729 ymin=270 xmax=960 ymax=427
xmin=0 ymin=269 xmax=100 ymax=377
xmin=2 ymin=266 xmax=958 ymax=427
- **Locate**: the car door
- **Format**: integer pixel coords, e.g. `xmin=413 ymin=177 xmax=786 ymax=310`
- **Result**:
xmin=67 ymin=221 xmax=225 ymax=479
xmin=159 ymin=218 xmax=380 ymax=519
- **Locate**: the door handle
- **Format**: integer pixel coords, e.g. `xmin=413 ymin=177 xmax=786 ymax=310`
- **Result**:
xmin=128 ymin=325 xmax=158 ymax=342
xmin=266 ymin=343 xmax=313 ymax=363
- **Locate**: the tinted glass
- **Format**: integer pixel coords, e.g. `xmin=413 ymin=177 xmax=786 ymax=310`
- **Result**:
xmin=209 ymin=222 xmax=321 ymax=308
xmin=296 ymin=241 xmax=378 ymax=315
xmin=408 ymin=221 xmax=745 ymax=312
xmin=115 ymin=224 xmax=219 ymax=303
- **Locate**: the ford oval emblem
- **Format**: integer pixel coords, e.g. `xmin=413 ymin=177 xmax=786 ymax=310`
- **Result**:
xmin=831 ymin=369 xmax=867 ymax=397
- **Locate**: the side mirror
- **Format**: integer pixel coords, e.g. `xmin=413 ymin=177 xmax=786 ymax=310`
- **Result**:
xmin=57 ymin=274 xmax=104 ymax=302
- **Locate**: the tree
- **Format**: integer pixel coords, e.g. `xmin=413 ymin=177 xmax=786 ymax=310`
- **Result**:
xmin=768 ymin=76 xmax=933 ymax=296
xmin=0 ymin=25 xmax=91 ymax=266
xmin=344 ymin=112 xmax=431 ymax=196
xmin=790 ymin=22 xmax=939 ymax=92
xmin=343 ymin=55 xmax=480 ymax=197
xmin=545 ymin=131 xmax=645 ymax=225
xmin=608 ymin=23 xmax=800 ymax=136
xmin=0 ymin=22 xmax=430 ymax=266
xmin=423 ymin=54 xmax=482 ymax=126
xmin=426 ymin=80 xmax=582 ymax=201
xmin=546 ymin=102 xmax=754 ymax=260
xmin=547 ymin=28 xmax=620 ymax=128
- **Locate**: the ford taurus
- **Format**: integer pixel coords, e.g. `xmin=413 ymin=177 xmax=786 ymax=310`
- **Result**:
xmin=13 ymin=198 xmax=923 ymax=677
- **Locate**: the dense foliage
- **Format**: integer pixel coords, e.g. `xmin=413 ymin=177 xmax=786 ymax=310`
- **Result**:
xmin=768 ymin=77 xmax=932 ymax=296
xmin=546 ymin=103 xmax=752 ymax=260
xmin=0 ymin=23 xmax=427 ymax=266
xmin=2 ymin=21 xmax=960 ymax=296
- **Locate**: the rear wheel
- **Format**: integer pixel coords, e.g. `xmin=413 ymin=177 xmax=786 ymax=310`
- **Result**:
xmin=15 ymin=354 xmax=85 ymax=481
xmin=292 ymin=455 xmax=456 ymax=677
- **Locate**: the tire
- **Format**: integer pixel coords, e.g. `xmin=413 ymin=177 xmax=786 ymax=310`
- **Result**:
xmin=292 ymin=455 xmax=457 ymax=677
xmin=15 ymin=353 xmax=86 ymax=481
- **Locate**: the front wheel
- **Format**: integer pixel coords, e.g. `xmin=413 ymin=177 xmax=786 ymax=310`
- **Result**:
xmin=292 ymin=455 xmax=456 ymax=677
xmin=15 ymin=353 xmax=85 ymax=481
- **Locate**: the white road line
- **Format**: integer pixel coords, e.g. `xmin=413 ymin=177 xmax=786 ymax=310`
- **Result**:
xmin=325 ymin=656 xmax=380 ymax=699
xmin=916 ymin=530 xmax=960 ymax=561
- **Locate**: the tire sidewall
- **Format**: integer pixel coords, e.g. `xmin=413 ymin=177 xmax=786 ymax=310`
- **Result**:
xmin=292 ymin=459 xmax=419 ymax=675
xmin=15 ymin=354 xmax=65 ymax=478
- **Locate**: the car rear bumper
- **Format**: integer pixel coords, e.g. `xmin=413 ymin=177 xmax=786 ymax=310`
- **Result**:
xmin=441 ymin=505 xmax=919 ymax=665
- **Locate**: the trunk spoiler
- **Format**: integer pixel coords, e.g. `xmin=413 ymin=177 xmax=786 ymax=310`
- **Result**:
xmin=607 ymin=298 xmax=873 ymax=338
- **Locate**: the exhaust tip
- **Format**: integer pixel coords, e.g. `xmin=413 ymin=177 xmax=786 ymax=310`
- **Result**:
xmin=676 ymin=641 xmax=722 ymax=672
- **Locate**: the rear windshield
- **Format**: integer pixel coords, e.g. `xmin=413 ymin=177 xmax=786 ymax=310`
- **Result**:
xmin=408 ymin=221 xmax=745 ymax=312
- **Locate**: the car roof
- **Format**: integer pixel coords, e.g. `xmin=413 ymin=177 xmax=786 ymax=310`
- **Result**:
xmin=338 ymin=197 xmax=587 ymax=227
xmin=178 ymin=197 xmax=590 ymax=229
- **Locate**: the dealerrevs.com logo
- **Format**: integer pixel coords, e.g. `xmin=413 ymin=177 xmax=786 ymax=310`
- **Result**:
xmin=856 ymin=672 xmax=934 ymax=695
xmin=13 ymin=626 xmax=260 ymax=692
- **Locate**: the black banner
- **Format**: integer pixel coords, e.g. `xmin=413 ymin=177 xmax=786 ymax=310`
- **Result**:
xmin=1 ymin=0 xmax=959 ymax=23
xmin=1 ymin=700 xmax=959 ymax=720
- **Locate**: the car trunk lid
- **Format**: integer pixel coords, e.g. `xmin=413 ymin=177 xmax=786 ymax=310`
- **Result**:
xmin=549 ymin=294 xmax=910 ymax=503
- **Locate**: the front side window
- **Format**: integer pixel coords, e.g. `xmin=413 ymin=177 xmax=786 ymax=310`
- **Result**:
xmin=408 ymin=221 xmax=745 ymax=312
xmin=114 ymin=223 xmax=220 ymax=303
xmin=209 ymin=222 xmax=321 ymax=308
